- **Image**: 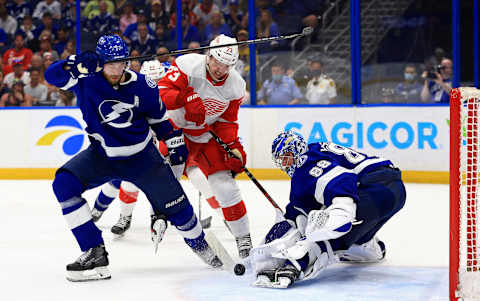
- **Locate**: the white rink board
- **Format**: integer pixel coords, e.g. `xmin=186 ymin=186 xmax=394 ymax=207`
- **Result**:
xmin=0 ymin=106 xmax=449 ymax=171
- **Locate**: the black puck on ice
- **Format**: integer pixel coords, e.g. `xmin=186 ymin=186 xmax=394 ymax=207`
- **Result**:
xmin=234 ymin=263 xmax=245 ymax=276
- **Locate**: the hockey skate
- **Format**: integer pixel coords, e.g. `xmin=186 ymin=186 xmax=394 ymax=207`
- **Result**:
xmin=235 ymin=233 xmax=253 ymax=258
xmin=254 ymin=265 xmax=300 ymax=289
xmin=111 ymin=214 xmax=132 ymax=235
xmin=66 ymin=244 xmax=111 ymax=282
xmin=91 ymin=208 xmax=104 ymax=223
xmin=193 ymin=244 xmax=223 ymax=268
xmin=151 ymin=214 xmax=168 ymax=254
xmin=340 ymin=237 xmax=386 ymax=263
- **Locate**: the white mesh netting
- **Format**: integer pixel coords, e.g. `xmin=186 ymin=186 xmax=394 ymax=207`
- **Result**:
xmin=458 ymin=87 xmax=480 ymax=300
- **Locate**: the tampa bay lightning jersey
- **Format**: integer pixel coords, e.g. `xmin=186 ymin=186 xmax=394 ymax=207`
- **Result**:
xmin=45 ymin=60 xmax=168 ymax=158
xmin=285 ymin=142 xmax=392 ymax=221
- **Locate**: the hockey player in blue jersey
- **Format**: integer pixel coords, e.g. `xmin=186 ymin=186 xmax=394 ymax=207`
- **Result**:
xmin=251 ymin=130 xmax=406 ymax=288
xmin=45 ymin=34 xmax=222 ymax=282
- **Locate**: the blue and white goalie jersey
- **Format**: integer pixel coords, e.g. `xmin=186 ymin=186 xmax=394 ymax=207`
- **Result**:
xmin=45 ymin=61 xmax=168 ymax=158
xmin=285 ymin=142 xmax=392 ymax=221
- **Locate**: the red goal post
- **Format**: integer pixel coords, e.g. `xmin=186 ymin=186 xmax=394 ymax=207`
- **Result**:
xmin=450 ymin=87 xmax=480 ymax=301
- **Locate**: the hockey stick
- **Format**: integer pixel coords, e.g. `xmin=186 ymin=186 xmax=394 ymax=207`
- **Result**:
xmin=208 ymin=130 xmax=284 ymax=215
xmin=109 ymin=27 xmax=313 ymax=64
xmin=198 ymin=191 xmax=212 ymax=229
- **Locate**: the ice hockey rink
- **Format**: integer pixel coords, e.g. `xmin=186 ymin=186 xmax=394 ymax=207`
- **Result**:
xmin=1 ymin=179 xmax=448 ymax=301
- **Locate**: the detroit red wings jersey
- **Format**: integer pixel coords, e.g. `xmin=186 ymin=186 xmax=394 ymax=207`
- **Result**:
xmin=158 ymin=53 xmax=246 ymax=143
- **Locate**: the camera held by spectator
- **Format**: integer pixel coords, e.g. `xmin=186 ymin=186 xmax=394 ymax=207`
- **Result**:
xmin=425 ymin=64 xmax=445 ymax=80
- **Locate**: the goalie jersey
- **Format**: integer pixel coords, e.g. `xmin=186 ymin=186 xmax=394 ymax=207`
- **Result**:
xmin=285 ymin=142 xmax=392 ymax=221
xmin=45 ymin=61 xmax=168 ymax=158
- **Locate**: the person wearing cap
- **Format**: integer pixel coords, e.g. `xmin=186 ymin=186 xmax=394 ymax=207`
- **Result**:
xmin=147 ymin=0 xmax=169 ymax=30
xmin=0 ymin=78 xmax=33 ymax=107
xmin=304 ymin=59 xmax=337 ymax=105
xmin=3 ymin=62 xmax=30 ymax=88
xmin=2 ymin=32 xmax=33 ymax=75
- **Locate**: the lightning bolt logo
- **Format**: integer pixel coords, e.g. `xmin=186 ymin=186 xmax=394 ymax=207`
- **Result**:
xmin=99 ymin=99 xmax=136 ymax=128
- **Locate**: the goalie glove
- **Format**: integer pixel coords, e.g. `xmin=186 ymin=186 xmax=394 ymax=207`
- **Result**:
xmin=65 ymin=51 xmax=103 ymax=79
xmin=305 ymin=197 xmax=356 ymax=242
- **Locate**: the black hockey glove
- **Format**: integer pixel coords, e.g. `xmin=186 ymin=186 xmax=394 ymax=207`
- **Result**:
xmin=164 ymin=130 xmax=188 ymax=166
xmin=65 ymin=51 xmax=104 ymax=79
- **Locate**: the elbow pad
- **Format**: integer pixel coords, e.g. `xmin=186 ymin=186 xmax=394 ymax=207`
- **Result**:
xmin=305 ymin=197 xmax=356 ymax=242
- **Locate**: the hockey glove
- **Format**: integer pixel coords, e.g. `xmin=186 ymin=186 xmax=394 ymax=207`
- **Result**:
xmin=164 ymin=130 xmax=188 ymax=166
xmin=183 ymin=87 xmax=206 ymax=126
xmin=224 ymin=140 xmax=246 ymax=174
xmin=65 ymin=51 xmax=104 ymax=79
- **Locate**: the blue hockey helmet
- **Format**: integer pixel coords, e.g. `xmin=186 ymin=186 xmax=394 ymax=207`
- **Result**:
xmin=272 ymin=130 xmax=307 ymax=177
xmin=95 ymin=34 xmax=129 ymax=62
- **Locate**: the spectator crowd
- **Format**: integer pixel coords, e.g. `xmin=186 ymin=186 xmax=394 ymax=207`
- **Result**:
xmin=0 ymin=0 xmax=453 ymax=107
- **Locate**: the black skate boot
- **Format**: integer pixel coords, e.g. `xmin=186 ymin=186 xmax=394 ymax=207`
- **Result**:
xmin=111 ymin=214 xmax=132 ymax=235
xmin=235 ymin=233 xmax=253 ymax=258
xmin=66 ymin=244 xmax=111 ymax=282
xmin=254 ymin=265 xmax=300 ymax=289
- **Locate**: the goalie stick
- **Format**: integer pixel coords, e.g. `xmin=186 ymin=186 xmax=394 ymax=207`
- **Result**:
xmin=108 ymin=27 xmax=313 ymax=64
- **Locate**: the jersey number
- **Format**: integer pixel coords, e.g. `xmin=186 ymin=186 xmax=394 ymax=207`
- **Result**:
xmin=309 ymin=160 xmax=331 ymax=177
xmin=325 ymin=143 xmax=365 ymax=164
xmin=167 ymin=66 xmax=181 ymax=82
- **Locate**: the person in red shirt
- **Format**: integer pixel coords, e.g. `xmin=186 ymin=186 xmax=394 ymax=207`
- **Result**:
xmin=2 ymin=33 xmax=33 ymax=75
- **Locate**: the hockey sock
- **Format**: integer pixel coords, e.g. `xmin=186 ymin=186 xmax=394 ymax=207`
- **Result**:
xmin=94 ymin=180 xmax=121 ymax=212
xmin=53 ymin=171 xmax=103 ymax=251
xmin=222 ymin=201 xmax=249 ymax=237
xmin=118 ymin=184 xmax=139 ymax=217
xmin=206 ymin=196 xmax=224 ymax=219
xmin=169 ymin=204 xmax=206 ymax=251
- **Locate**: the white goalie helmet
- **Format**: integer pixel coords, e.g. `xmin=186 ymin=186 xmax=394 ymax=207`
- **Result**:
xmin=140 ymin=60 xmax=170 ymax=81
xmin=208 ymin=34 xmax=239 ymax=66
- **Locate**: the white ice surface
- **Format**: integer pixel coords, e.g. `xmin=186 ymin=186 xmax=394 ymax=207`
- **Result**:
xmin=0 ymin=180 xmax=448 ymax=301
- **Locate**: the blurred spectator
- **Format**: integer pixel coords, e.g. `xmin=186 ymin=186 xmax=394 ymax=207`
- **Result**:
xmin=0 ymin=28 xmax=7 ymax=49
xmin=187 ymin=41 xmax=201 ymax=53
xmin=123 ymin=10 xmax=154 ymax=42
xmin=154 ymin=23 xmax=170 ymax=46
xmin=0 ymin=79 xmax=32 ymax=107
xmin=169 ymin=0 xmax=198 ymax=29
xmin=302 ymin=14 xmax=320 ymax=44
xmin=54 ymin=26 xmax=69 ymax=56
xmin=424 ymin=47 xmax=446 ymax=71
xmin=88 ymin=0 xmax=119 ymax=36
xmin=83 ymin=0 xmax=115 ymax=19
xmin=193 ymin=0 xmax=220 ymax=29
xmin=203 ymin=11 xmax=232 ymax=43
xmin=59 ymin=0 xmax=73 ymax=20
xmin=0 ymin=6 xmax=18 ymax=36
xmin=235 ymin=29 xmax=257 ymax=81
xmin=56 ymin=89 xmax=76 ymax=106
xmin=305 ymin=59 xmax=336 ymax=104
xmin=258 ymin=61 xmax=302 ymax=105
xmin=421 ymin=58 xmax=452 ymax=103
xmin=394 ymin=64 xmax=422 ymax=103
xmin=223 ymin=0 xmax=243 ymax=36
xmin=29 ymin=54 xmax=44 ymax=80
xmin=147 ymin=0 xmax=169 ymax=30
xmin=164 ymin=0 xmax=175 ymax=16
xmin=0 ymin=71 xmax=10 ymax=99
xmin=60 ymin=39 xmax=75 ymax=59
xmin=34 ymin=12 xmax=59 ymax=41
xmin=130 ymin=23 xmax=157 ymax=55
xmin=4 ymin=62 xmax=30 ymax=88
xmin=130 ymin=60 xmax=141 ymax=72
xmin=169 ymin=14 xmax=201 ymax=49
xmin=37 ymin=32 xmax=60 ymax=60
xmin=33 ymin=0 xmax=61 ymax=20
xmin=10 ymin=0 xmax=34 ymax=22
xmin=3 ymin=33 xmax=33 ymax=74
xmin=42 ymin=51 xmax=55 ymax=70
xmin=256 ymin=10 xmax=281 ymax=53
xmin=119 ymin=2 xmax=136 ymax=33
xmin=293 ymin=54 xmax=319 ymax=89
xmin=25 ymin=67 xmax=49 ymax=105
xmin=43 ymin=52 xmax=60 ymax=104
xmin=17 ymin=15 xmax=37 ymax=50
xmin=156 ymin=46 xmax=172 ymax=63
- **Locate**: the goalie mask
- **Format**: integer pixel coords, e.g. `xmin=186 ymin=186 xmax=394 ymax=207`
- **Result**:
xmin=272 ymin=131 xmax=308 ymax=177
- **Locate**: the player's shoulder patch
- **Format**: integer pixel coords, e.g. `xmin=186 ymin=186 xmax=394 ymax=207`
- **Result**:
xmin=145 ymin=76 xmax=157 ymax=88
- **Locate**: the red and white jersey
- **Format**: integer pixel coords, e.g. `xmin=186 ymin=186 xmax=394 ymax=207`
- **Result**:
xmin=158 ymin=53 xmax=246 ymax=143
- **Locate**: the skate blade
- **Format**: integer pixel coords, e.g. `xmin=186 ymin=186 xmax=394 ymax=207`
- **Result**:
xmin=66 ymin=266 xmax=111 ymax=282
xmin=252 ymin=276 xmax=291 ymax=289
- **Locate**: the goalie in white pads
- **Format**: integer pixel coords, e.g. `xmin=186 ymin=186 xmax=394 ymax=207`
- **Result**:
xmin=251 ymin=131 xmax=406 ymax=288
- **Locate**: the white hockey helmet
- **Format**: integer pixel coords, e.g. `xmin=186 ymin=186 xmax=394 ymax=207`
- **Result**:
xmin=140 ymin=60 xmax=170 ymax=81
xmin=208 ymin=34 xmax=239 ymax=66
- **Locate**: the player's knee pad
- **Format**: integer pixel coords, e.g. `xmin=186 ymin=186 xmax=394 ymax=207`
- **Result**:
xmin=52 ymin=170 xmax=83 ymax=203
xmin=208 ymin=171 xmax=242 ymax=207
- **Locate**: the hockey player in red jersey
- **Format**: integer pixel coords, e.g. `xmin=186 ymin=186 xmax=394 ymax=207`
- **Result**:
xmin=158 ymin=34 xmax=253 ymax=258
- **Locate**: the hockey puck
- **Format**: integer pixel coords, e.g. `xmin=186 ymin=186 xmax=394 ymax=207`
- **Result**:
xmin=234 ymin=263 xmax=246 ymax=276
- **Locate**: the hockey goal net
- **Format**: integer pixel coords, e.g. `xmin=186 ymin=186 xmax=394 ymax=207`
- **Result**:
xmin=450 ymin=87 xmax=480 ymax=301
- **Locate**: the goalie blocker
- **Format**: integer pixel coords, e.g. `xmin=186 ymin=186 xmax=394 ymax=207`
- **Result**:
xmin=251 ymin=131 xmax=405 ymax=288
